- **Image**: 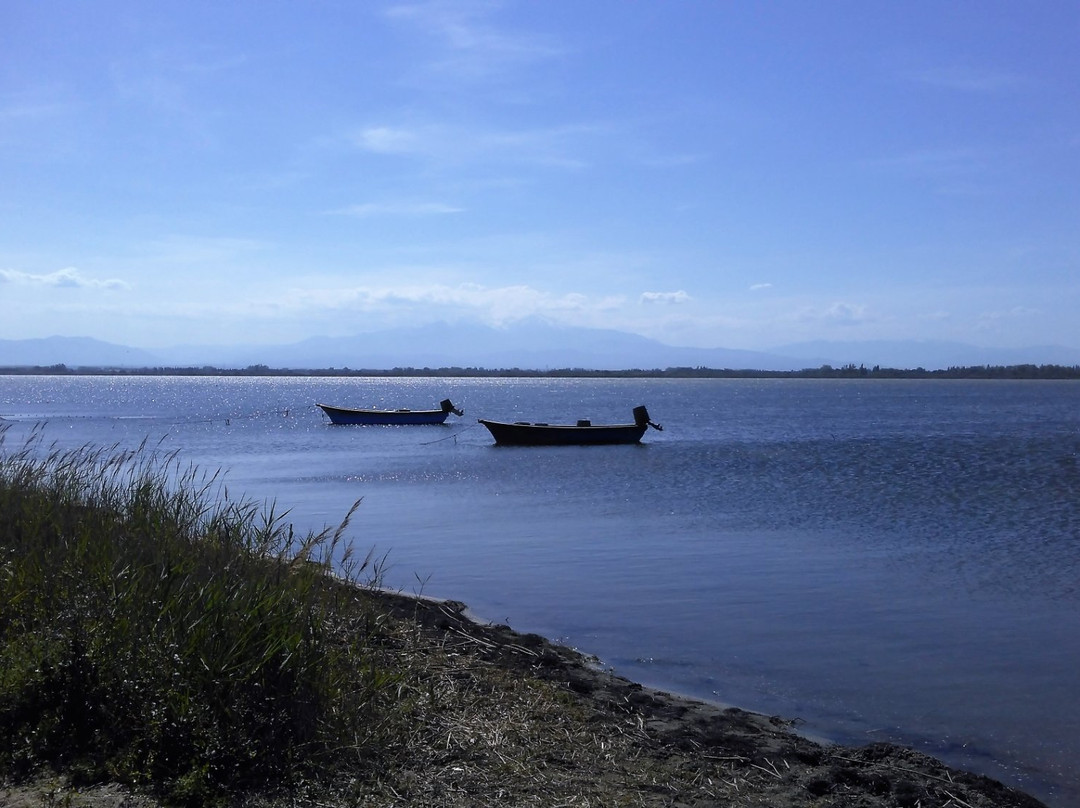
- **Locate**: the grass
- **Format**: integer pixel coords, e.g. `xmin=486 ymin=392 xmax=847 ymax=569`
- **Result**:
xmin=0 ymin=427 xmax=418 ymax=805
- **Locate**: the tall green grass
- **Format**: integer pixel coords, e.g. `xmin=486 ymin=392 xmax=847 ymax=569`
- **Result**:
xmin=0 ymin=428 xmax=414 ymax=805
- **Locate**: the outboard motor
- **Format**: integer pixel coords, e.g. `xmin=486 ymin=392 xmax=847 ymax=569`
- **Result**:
xmin=633 ymin=405 xmax=663 ymax=431
xmin=441 ymin=399 xmax=464 ymax=417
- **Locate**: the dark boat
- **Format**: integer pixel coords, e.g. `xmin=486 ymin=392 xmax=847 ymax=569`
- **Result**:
xmin=478 ymin=405 xmax=662 ymax=446
xmin=317 ymin=399 xmax=463 ymax=426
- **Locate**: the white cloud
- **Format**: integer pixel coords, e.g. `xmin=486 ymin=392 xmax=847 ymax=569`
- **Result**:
xmin=0 ymin=267 xmax=129 ymax=290
xmin=640 ymin=290 xmax=691 ymax=305
xmin=251 ymin=281 xmax=626 ymax=329
xmin=749 ymin=283 xmax=773 ymax=291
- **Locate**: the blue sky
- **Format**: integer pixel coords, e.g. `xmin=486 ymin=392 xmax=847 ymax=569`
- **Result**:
xmin=2 ymin=1 xmax=1077 ymax=353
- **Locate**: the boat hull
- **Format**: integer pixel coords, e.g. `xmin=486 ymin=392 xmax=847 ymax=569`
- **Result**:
xmin=318 ymin=403 xmax=453 ymax=426
xmin=477 ymin=419 xmax=649 ymax=446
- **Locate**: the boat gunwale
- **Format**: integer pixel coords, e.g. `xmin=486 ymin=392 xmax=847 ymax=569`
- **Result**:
xmin=318 ymin=403 xmax=449 ymax=418
xmin=317 ymin=400 xmax=463 ymax=426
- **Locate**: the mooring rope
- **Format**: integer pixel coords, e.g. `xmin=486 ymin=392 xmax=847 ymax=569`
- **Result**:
xmin=159 ymin=407 xmax=297 ymax=427
xmin=419 ymin=423 xmax=480 ymax=445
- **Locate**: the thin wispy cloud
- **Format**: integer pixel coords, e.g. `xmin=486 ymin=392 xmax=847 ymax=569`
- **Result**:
xmin=977 ymin=306 xmax=1040 ymax=330
xmin=111 ymin=65 xmax=195 ymax=121
xmin=866 ymin=147 xmax=988 ymax=175
xmin=862 ymin=147 xmax=997 ymax=195
xmin=0 ymin=98 xmax=73 ymax=121
xmin=918 ymin=310 xmax=952 ymax=322
xmin=328 ymin=202 xmax=465 ymax=217
xmin=384 ymin=1 xmax=563 ymax=79
xmin=354 ymin=126 xmax=424 ymax=155
xmin=482 ymin=124 xmax=602 ymax=166
xmin=0 ymin=87 xmax=82 ymax=154
xmin=137 ymin=236 xmax=269 ymax=264
xmin=638 ymin=152 xmax=709 ymax=169
xmin=0 ymin=267 xmax=129 ymax=290
xmin=749 ymin=283 xmax=773 ymax=291
xmin=107 ymin=47 xmax=246 ymax=149
xmin=799 ymin=301 xmax=870 ymax=326
xmin=349 ymin=121 xmax=601 ymax=168
xmin=904 ymin=66 xmax=1024 ymax=94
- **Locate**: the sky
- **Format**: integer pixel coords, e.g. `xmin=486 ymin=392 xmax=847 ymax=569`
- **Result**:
xmin=1 ymin=0 xmax=1078 ymax=354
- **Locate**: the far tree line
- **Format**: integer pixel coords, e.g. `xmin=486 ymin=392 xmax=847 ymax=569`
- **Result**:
xmin=2 ymin=363 xmax=1080 ymax=380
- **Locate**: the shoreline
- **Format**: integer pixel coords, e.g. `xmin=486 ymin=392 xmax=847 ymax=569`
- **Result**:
xmin=364 ymin=588 xmax=1049 ymax=808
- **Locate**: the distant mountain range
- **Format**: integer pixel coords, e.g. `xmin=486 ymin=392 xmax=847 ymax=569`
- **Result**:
xmin=0 ymin=336 xmax=162 ymax=368
xmin=2 ymin=325 xmax=1078 ymax=372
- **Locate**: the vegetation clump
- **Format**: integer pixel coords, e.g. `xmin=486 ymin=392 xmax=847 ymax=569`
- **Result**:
xmin=0 ymin=429 xmax=409 ymax=805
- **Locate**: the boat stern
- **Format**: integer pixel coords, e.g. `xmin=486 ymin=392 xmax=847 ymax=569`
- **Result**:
xmin=441 ymin=399 xmax=464 ymax=417
xmin=633 ymin=405 xmax=663 ymax=431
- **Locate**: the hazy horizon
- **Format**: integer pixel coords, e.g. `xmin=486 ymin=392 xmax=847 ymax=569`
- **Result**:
xmin=3 ymin=323 xmax=1079 ymax=373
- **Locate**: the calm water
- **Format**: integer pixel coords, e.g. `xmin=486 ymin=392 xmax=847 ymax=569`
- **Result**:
xmin=2 ymin=375 xmax=1078 ymax=806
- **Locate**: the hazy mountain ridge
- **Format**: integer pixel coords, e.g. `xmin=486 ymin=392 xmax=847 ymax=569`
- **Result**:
xmin=238 ymin=323 xmax=808 ymax=372
xmin=0 ymin=336 xmax=161 ymax=368
xmin=2 ymin=326 xmax=1079 ymax=372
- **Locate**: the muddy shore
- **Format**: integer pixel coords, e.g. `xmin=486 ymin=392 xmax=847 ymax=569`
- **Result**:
xmin=369 ymin=590 xmax=1049 ymax=807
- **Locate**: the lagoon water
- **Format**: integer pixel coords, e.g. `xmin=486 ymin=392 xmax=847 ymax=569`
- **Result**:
xmin=2 ymin=375 xmax=1078 ymax=806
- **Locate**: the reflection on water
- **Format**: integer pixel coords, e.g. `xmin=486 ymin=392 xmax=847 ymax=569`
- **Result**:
xmin=1 ymin=376 xmax=1078 ymax=806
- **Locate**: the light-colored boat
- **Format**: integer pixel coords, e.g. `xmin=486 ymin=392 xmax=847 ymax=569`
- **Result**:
xmin=317 ymin=399 xmax=463 ymax=426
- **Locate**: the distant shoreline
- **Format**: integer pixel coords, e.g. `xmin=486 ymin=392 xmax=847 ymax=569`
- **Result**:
xmin=2 ymin=362 xmax=1080 ymax=380
xmin=2 ymin=365 xmax=1080 ymax=380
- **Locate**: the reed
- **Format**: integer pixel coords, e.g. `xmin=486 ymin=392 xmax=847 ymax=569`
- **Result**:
xmin=0 ymin=428 xmax=415 ymax=805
